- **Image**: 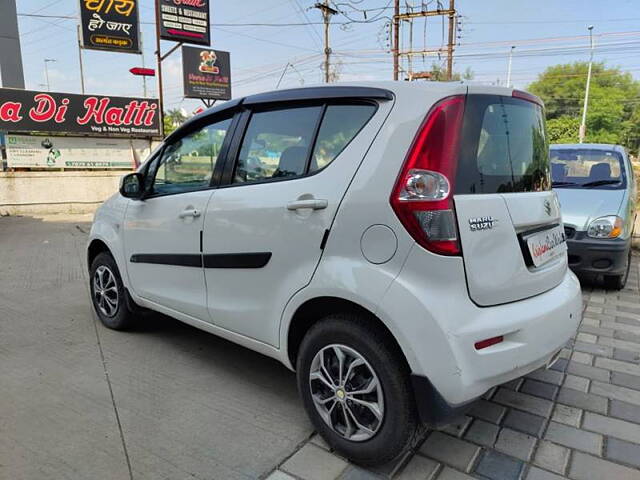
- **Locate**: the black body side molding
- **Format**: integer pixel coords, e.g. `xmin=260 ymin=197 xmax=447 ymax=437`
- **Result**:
xmin=130 ymin=252 xmax=272 ymax=269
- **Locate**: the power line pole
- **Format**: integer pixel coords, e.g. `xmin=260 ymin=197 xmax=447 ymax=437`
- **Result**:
xmin=77 ymin=25 xmax=86 ymax=94
xmin=446 ymin=0 xmax=455 ymax=80
xmin=579 ymin=25 xmax=595 ymax=144
xmin=393 ymin=2 xmax=457 ymax=81
xmin=315 ymin=2 xmax=337 ymax=83
xmin=506 ymin=45 xmax=515 ymax=87
xmin=393 ymin=0 xmax=399 ymax=80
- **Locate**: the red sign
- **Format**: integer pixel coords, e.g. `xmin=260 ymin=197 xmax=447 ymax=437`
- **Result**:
xmin=130 ymin=67 xmax=156 ymax=76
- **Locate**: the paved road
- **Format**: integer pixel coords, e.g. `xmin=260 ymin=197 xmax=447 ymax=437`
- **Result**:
xmin=0 ymin=215 xmax=312 ymax=480
xmin=3 ymin=215 xmax=640 ymax=480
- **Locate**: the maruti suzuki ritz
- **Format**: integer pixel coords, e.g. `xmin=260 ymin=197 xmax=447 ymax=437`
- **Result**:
xmin=88 ymin=82 xmax=582 ymax=466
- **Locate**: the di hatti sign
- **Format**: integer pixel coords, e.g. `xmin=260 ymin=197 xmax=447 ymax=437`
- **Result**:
xmin=159 ymin=0 xmax=210 ymax=46
xmin=5 ymin=135 xmax=151 ymax=169
xmin=182 ymin=46 xmax=231 ymax=100
xmin=0 ymin=88 xmax=160 ymax=137
xmin=79 ymin=0 xmax=141 ymax=53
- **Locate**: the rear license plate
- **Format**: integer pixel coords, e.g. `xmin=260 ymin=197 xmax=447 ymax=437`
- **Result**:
xmin=526 ymin=225 xmax=567 ymax=267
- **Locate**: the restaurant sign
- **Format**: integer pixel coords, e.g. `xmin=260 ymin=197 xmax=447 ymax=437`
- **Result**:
xmin=0 ymin=88 xmax=160 ymax=137
xmin=159 ymin=0 xmax=210 ymax=46
xmin=182 ymin=46 xmax=231 ymax=100
xmin=79 ymin=0 xmax=141 ymax=54
xmin=6 ymin=135 xmax=151 ymax=169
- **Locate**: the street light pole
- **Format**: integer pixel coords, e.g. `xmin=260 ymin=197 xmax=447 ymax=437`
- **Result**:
xmin=579 ymin=25 xmax=595 ymax=144
xmin=506 ymin=45 xmax=515 ymax=87
xmin=43 ymin=58 xmax=56 ymax=91
xmin=77 ymin=25 xmax=86 ymax=94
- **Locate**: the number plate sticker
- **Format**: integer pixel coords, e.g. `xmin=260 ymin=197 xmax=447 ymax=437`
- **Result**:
xmin=526 ymin=225 xmax=567 ymax=267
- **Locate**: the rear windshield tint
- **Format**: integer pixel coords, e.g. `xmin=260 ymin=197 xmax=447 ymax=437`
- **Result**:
xmin=455 ymin=95 xmax=550 ymax=194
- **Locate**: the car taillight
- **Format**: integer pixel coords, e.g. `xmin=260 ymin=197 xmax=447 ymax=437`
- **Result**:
xmin=390 ymin=95 xmax=465 ymax=255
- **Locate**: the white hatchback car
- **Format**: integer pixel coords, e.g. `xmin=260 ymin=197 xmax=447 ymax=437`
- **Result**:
xmin=88 ymin=82 xmax=582 ymax=465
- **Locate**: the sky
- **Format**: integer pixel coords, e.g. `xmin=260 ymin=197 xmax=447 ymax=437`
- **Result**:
xmin=9 ymin=0 xmax=640 ymax=114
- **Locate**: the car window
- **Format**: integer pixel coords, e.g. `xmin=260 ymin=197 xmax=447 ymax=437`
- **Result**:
xmin=549 ymin=148 xmax=626 ymax=190
xmin=310 ymin=104 xmax=376 ymax=173
xmin=233 ymin=106 xmax=322 ymax=184
xmin=153 ymin=118 xmax=231 ymax=195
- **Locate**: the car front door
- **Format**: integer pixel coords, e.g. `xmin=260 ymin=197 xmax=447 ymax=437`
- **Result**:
xmin=123 ymin=116 xmax=233 ymax=320
xmin=202 ymin=101 xmax=382 ymax=346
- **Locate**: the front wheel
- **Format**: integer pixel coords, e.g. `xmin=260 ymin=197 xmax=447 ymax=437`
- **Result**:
xmin=89 ymin=252 xmax=136 ymax=330
xmin=296 ymin=314 xmax=419 ymax=466
xmin=604 ymin=248 xmax=632 ymax=290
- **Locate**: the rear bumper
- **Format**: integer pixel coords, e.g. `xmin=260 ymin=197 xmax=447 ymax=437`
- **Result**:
xmin=566 ymin=232 xmax=630 ymax=276
xmin=380 ymin=253 xmax=583 ymax=408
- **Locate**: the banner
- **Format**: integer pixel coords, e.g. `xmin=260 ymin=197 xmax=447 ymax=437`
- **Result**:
xmin=6 ymin=135 xmax=151 ymax=169
xmin=79 ymin=0 xmax=141 ymax=54
xmin=159 ymin=0 xmax=210 ymax=46
xmin=0 ymin=88 xmax=160 ymax=137
xmin=182 ymin=46 xmax=231 ymax=100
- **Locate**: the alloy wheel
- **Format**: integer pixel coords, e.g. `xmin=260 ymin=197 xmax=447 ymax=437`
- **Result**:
xmin=309 ymin=344 xmax=384 ymax=442
xmin=93 ymin=265 xmax=119 ymax=318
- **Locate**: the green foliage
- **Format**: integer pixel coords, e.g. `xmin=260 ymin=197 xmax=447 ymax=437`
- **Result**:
xmin=163 ymin=108 xmax=188 ymax=136
xmin=421 ymin=62 xmax=474 ymax=81
xmin=528 ymin=62 xmax=640 ymax=154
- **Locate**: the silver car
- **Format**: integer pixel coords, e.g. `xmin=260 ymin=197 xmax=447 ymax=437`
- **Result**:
xmin=551 ymin=143 xmax=637 ymax=289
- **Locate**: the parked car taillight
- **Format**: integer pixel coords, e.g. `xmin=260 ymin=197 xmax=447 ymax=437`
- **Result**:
xmin=390 ymin=95 xmax=465 ymax=255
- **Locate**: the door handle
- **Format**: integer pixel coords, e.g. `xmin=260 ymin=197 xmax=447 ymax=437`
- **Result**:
xmin=179 ymin=208 xmax=201 ymax=219
xmin=287 ymin=199 xmax=328 ymax=211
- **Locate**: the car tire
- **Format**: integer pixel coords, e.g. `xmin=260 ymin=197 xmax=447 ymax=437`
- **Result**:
xmin=296 ymin=313 xmax=419 ymax=466
xmin=89 ymin=252 xmax=135 ymax=330
xmin=603 ymin=249 xmax=631 ymax=291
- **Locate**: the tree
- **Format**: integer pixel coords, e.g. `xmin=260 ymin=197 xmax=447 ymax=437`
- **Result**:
xmin=163 ymin=108 xmax=187 ymax=136
xmin=415 ymin=62 xmax=474 ymax=81
xmin=528 ymin=62 xmax=640 ymax=153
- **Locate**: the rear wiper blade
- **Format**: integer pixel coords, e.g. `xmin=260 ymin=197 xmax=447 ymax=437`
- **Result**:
xmin=581 ymin=180 xmax=622 ymax=188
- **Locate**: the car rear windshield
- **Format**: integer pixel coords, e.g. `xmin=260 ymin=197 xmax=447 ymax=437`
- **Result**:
xmin=455 ymin=94 xmax=550 ymax=194
xmin=550 ymin=148 xmax=626 ymax=190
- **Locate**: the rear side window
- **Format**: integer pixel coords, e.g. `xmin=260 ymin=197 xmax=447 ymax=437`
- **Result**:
xmin=232 ymin=102 xmax=376 ymax=185
xmin=456 ymin=95 xmax=550 ymax=194
xmin=310 ymin=104 xmax=376 ymax=173
xmin=233 ymin=106 xmax=322 ymax=184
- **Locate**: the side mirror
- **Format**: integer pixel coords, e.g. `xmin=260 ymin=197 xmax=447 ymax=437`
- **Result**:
xmin=120 ymin=173 xmax=144 ymax=199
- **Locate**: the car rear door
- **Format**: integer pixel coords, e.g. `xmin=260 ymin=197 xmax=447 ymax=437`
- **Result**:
xmin=202 ymin=94 xmax=393 ymax=346
xmin=453 ymin=89 xmax=567 ymax=306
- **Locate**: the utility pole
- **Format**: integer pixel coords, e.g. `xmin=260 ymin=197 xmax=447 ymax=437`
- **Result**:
xmin=43 ymin=58 xmax=56 ymax=91
xmin=393 ymin=0 xmax=399 ymax=80
xmin=315 ymin=2 xmax=337 ymax=83
xmin=154 ymin=3 xmax=165 ymax=135
xmin=77 ymin=25 xmax=86 ymax=94
xmin=446 ymin=0 xmax=455 ymax=81
xmin=506 ymin=45 xmax=515 ymax=87
xmin=0 ymin=0 xmax=25 ymax=88
xmin=579 ymin=25 xmax=595 ymax=144
xmin=393 ymin=2 xmax=456 ymax=81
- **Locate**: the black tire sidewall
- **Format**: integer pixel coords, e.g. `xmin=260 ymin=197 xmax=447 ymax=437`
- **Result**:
xmin=296 ymin=315 xmax=417 ymax=466
xmin=89 ymin=252 xmax=132 ymax=330
xmin=604 ymin=248 xmax=631 ymax=290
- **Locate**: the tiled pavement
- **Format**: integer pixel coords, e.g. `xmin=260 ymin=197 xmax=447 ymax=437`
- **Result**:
xmin=267 ymin=254 xmax=640 ymax=480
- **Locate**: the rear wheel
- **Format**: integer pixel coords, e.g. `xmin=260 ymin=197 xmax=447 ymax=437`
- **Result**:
xmin=296 ymin=314 xmax=418 ymax=466
xmin=603 ymin=249 xmax=631 ymax=290
xmin=90 ymin=252 xmax=136 ymax=330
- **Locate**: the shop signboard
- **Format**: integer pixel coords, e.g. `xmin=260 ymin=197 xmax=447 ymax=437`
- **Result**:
xmin=158 ymin=0 xmax=210 ymax=46
xmin=5 ymin=135 xmax=151 ymax=169
xmin=0 ymin=88 xmax=160 ymax=137
xmin=79 ymin=0 xmax=141 ymax=53
xmin=182 ymin=46 xmax=231 ymax=100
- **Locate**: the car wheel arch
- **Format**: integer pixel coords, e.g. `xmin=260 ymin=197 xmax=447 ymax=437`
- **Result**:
xmin=87 ymin=239 xmax=112 ymax=271
xmin=286 ymin=296 xmax=410 ymax=373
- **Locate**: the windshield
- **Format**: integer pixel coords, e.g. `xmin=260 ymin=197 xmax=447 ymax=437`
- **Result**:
xmin=455 ymin=95 xmax=550 ymax=194
xmin=550 ymin=148 xmax=626 ymax=190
